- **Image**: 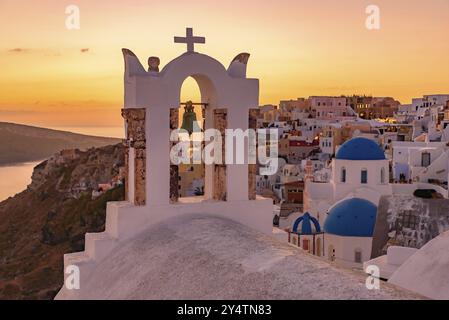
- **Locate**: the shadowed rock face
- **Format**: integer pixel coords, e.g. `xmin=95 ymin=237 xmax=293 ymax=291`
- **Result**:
xmin=75 ymin=215 xmax=420 ymax=300
xmin=0 ymin=144 xmax=125 ymax=300
xmin=372 ymin=195 xmax=449 ymax=258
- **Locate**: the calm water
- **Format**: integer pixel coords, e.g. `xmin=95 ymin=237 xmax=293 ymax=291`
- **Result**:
xmin=0 ymin=126 xmax=124 ymax=202
xmin=0 ymin=161 xmax=41 ymax=202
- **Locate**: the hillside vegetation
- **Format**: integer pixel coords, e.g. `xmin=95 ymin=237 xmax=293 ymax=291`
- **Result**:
xmin=0 ymin=144 xmax=125 ymax=299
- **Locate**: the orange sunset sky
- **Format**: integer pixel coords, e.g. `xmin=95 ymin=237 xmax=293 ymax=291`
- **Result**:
xmin=1 ymin=0 xmax=449 ymax=129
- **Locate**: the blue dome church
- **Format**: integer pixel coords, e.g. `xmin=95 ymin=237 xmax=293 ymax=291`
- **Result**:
xmin=324 ymin=198 xmax=377 ymax=237
xmin=323 ymin=198 xmax=379 ymax=267
xmin=303 ymin=136 xmax=392 ymax=267
xmin=336 ymin=137 xmax=386 ymax=161
xmin=288 ymin=212 xmax=324 ymax=257
xmin=332 ymin=137 xmax=390 ymax=205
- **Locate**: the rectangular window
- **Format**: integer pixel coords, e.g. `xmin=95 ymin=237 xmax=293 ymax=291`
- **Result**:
xmin=422 ymin=153 xmax=431 ymax=167
xmin=361 ymin=170 xmax=368 ymax=184
xmin=355 ymin=251 xmax=362 ymax=263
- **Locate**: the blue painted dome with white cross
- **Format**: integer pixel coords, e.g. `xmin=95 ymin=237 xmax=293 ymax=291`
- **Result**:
xmin=336 ymin=137 xmax=386 ymax=161
xmin=324 ymin=198 xmax=377 ymax=237
xmin=292 ymin=212 xmax=321 ymax=235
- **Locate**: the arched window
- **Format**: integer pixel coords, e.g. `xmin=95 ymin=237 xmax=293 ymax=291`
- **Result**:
xmin=381 ymin=167 xmax=385 ymax=184
xmin=341 ymin=167 xmax=346 ymax=183
xmin=361 ymin=169 xmax=368 ymax=184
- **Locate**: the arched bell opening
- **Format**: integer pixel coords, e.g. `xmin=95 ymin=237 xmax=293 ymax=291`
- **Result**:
xmin=169 ymin=75 xmax=227 ymax=204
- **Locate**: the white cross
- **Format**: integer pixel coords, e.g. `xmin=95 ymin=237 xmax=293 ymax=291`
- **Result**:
xmin=174 ymin=27 xmax=205 ymax=53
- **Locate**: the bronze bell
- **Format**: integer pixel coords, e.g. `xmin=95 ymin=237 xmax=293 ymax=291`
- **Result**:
xmin=181 ymin=101 xmax=201 ymax=135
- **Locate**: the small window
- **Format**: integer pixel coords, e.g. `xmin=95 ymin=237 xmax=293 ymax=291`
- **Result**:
xmin=355 ymin=250 xmax=362 ymax=263
xmin=341 ymin=167 xmax=346 ymax=183
xmin=422 ymin=152 xmax=431 ymax=167
xmin=361 ymin=169 xmax=368 ymax=184
xmin=381 ymin=168 xmax=385 ymax=184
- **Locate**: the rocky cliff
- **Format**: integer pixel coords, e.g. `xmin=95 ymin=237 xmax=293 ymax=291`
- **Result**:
xmin=0 ymin=144 xmax=125 ymax=299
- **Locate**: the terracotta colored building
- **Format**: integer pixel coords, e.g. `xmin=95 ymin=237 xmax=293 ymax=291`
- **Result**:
xmin=348 ymin=95 xmax=400 ymax=119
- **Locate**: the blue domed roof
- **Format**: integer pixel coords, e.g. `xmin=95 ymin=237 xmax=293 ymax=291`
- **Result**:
xmin=336 ymin=137 xmax=385 ymax=160
xmin=292 ymin=212 xmax=321 ymax=235
xmin=324 ymin=198 xmax=377 ymax=237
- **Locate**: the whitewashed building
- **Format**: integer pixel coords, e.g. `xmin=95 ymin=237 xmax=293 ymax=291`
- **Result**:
xmin=392 ymin=141 xmax=449 ymax=185
xmin=303 ymin=136 xmax=449 ymax=268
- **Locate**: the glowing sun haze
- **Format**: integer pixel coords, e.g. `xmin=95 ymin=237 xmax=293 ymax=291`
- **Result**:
xmin=1 ymin=0 xmax=448 ymax=127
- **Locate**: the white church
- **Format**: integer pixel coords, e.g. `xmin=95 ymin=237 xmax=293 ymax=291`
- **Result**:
xmin=301 ymin=135 xmax=448 ymax=268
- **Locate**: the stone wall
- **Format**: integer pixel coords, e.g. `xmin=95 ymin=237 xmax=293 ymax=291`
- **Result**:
xmin=372 ymin=194 xmax=449 ymax=258
xmin=213 ymin=109 xmax=227 ymax=201
xmin=248 ymin=164 xmax=257 ymax=200
xmin=123 ymin=145 xmax=129 ymax=201
xmin=122 ymin=108 xmax=146 ymax=206
xmin=248 ymin=108 xmax=260 ymax=200
xmin=169 ymin=108 xmax=179 ymax=203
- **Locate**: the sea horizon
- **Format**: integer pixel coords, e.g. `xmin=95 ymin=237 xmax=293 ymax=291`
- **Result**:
xmin=0 ymin=124 xmax=125 ymax=201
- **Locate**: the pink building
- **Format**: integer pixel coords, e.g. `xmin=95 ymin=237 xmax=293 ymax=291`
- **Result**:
xmin=309 ymin=96 xmax=353 ymax=120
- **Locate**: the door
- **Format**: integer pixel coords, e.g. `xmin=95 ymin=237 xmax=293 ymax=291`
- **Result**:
xmin=328 ymin=245 xmax=335 ymax=262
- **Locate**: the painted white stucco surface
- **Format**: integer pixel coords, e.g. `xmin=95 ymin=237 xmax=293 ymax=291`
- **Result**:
xmin=389 ymin=230 xmax=449 ymax=300
xmin=66 ymin=215 xmax=421 ymax=300
xmin=363 ymin=246 xmax=418 ymax=280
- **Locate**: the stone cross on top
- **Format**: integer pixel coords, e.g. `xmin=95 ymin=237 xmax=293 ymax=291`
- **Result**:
xmin=174 ymin=27 xmax=205 ymax=53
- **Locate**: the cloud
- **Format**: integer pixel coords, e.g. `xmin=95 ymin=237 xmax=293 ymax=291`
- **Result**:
xmin=8 ymin=48 xmax=30 ymax=54
xmin=5 ymin=48 xmax=90 ymax=55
